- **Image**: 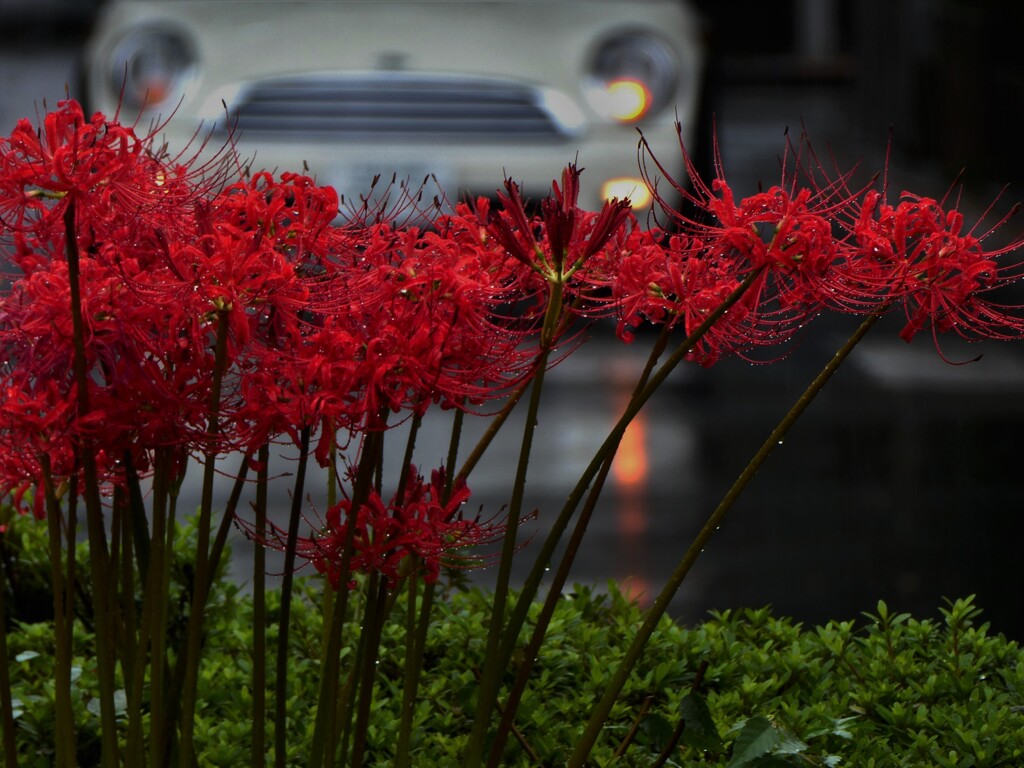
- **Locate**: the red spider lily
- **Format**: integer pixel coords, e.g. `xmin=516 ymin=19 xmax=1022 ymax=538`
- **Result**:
xmin=225 ymin=196 xmax=547 ymax=463
xmin=435 ymin=196 xmax=551 ymax=326
xmin=590 ymin=228 xmax=768 ymax=365
xmin=232 ymin=321 xmax=364 ymax=465
xmin=212 ymin=171 xmax=339 ymax=254
xmin=0 ymin=378 xmax=79 ymax=514
xmin=313 ymin=219 xmax=545 ymax=423
xmin=0 ymin=100 xmax=226 ymax=270
xmin=485 ymin=165 xmax=634 ymax=337
xmin=488 ymin=165 xmax=631 ymax=281
xmin=579 ymin=225 xmax=673 ymax=341
xmin=0 ymin=220 xmax=215 ymax=498
xmin=251 ymin=466 xmax=503 ymax=587
xmin=630 ymin=128 xmax=872 ymax=362
xmin=0 ymin=100 xmax=239 ymax=502
xmin=842 ymin=189 xmax=1024 ymax=345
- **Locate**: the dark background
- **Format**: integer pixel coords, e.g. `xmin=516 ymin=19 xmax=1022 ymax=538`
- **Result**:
xmin=2 ymin=0 xmax=1023 ymax=640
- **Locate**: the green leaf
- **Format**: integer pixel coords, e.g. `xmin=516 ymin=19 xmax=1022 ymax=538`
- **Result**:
xmin=773 ymin=725 xmax=807 ymax=756
xmin=639 ymin=711 xmax=675 ymax=749
xmin=680 ymin=692 xmax=723 ymax=753
xmin=727 ymin=717 xmax=781 ymax=768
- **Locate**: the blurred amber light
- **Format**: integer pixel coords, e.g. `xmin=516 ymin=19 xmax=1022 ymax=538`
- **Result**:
xmin=601 ymin=177 xmax=653 ymax=209
xmin=603 ymin=78 xmax=651 ymax=121
xmin=613 ymin=414 xmax=648 ymax=490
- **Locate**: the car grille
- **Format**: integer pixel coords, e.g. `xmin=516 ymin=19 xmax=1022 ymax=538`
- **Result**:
xmin=215 ymin=73 xmax=577 ymax=141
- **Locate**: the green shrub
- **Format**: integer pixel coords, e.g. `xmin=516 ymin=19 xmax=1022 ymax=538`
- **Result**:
xmin=2 ymin=513 xmax=1022 ymax=766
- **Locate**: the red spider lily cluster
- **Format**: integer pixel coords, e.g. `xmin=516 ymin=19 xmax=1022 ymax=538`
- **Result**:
xmin=3 ymin=100 xmax=1024 ymax=584
xmin=248 ymin=466 xmax=503 ymax=588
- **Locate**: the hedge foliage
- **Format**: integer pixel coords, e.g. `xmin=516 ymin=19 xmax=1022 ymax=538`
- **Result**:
xmin=2 ymin=513 xmax=1022 ymax=766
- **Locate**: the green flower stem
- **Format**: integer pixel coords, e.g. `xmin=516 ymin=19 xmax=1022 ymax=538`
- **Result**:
xmin=455 ymin=376 xmax=529 ymax=484
xmin=318 ymin=445 xmax=341 ymax=676
xmin=490 ymin=266 xmax=768 ymax=729
xmin=397 ymin=406 xmax=462 ymax=765
xmin=350 ymin=577 xmax=391 ymax=767
xmin=456 ymin=285 xmax=583 ymax=486
xmin=113 ymin=487 xmax=145 ymax=768
xmin=123 ymin=451 xmax=151 ymax=585
xmin=274 ymin=426 xmax=312 ymax=768
xmin=64 ymin=493 xmax=80 ymax=762
xmin=178 ymin=307 xmax=231 ymax=759
xmin=154 ymin=451 xmax=182 ymax=765
xmin=64 ymin=200 xmax=119 ymax=768
xmin=397 ymin=412 xmax=423 ymax=500
xmin=445 ymin=407 xmax=465 ymax=497
xmin=120 ymin=453 xmax=155 ymax=765
xmin=205 ymin=453 xmax=251 ymax=595
xmin=341 ymin=578 xmax=407 ymax=767
xmin=349 ymin=414 xmax=422 ymax=765
xmin=310 ymin=576 xmax=349 ymax=768
xmin=309 ymin=427 xmax=385 ymax=767
xmin=337 ymin=595 xmax=370 ymax=766
xmin=396 ymin=576 xmax=422 ymax=767
xmin=463 ymin=280 xmax=563 ymax=766
xmin=40 ymin=459 xmax=76 ymax=768
xmin=252 ymin=443 xmax=270 ymax=768
xmin=172 ymin=449 xmax=252 ymax=755
xmin=144 ymin=450 xmax=173 ymax=766
xmin=396 ymin=578 xmax=437 ymax=767
xmin=567 ymin=306 xmax=886 ymax=767
xmin=486 ymin=324 xmax=674 ymax=765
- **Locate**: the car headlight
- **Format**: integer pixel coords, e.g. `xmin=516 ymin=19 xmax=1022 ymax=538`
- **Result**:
xmin=584 ymin=31 xmax=678 ymax=123
xmin=109 ymin=25 xmax=197 ymax=112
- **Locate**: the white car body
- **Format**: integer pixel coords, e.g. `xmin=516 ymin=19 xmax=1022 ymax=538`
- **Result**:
xmin=84 ymin=0 xmax=705 ymax=213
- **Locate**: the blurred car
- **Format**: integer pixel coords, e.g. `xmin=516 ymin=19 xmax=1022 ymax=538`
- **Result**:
xmin=83 ymin=0 xmax=705 ymax=214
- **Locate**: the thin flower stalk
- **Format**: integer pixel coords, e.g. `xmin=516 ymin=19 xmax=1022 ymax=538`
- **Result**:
xmin=115 ymin=487 xmax=144 ymax=767
xmin=464 ymin=166 xmax=633 ymax=767
xmin=178 ymin=307 xmax=232 ymax=760
xmin=123 ymin=453 xmax=159 ymax=764
xmin=486 ymin=323 xmax=673 ymax=766
xmin=310 ymin=568 xmax=350 ymax=767
xmin=396 ymin=405 xmax=464 ymax=765
xmin=122 ymin=453 xmax=151 ymax=585
xmin=461 ymin=266 xmax=764 ymax=763
xmin=455 ymin=365 xmax=534 ymax=483
xmin=395 ymin=576 xmax=438 ymax=767
xmin=349 ymin=413 xmax=423 ymax=765
xmin=462 ymin=339 xmax=552 ymax=765
xmin=567 ymin=304 xmax=888 ymax=767
xmin=273 ymin=427 xmax=312 ymax=768
xmin=350 ymin=576 xmax=391 ymax=767
xmin=145 ymin=449 xmax=176 ymax=766
xmin=307 ymin=428 xmax=386 ymax=768
xmin=64 ymin=198 xmax=120 ymax=768
xmin=41 ymin=458 xmax=76 ymax=768
xmin=251 ymin=444 xmax=270 ymax=768
xmin=494 ymin=264 xmax=768 ymax=698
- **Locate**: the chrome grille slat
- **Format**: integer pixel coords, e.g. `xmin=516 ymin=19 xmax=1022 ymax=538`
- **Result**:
xmin=218 ymin=73 xmax=571 ymax=140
